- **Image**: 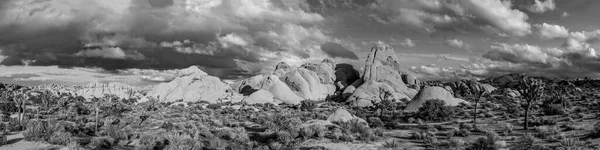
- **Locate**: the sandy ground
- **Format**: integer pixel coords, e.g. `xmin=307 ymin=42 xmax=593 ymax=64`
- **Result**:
xmin=0 ymin=132 xmax=62 ymax=150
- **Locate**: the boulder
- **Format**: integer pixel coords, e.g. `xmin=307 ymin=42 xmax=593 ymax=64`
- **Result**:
xmin=148 ymin=66 xmax=231 ymax=103
xmin=281 ymin=68 xmax=336 ymax=100
xmin=273 ymin=62 xmax=292 ymax=77
xmin=232 ymin=74 xmax=265 ymax=95
xmin=76 ymin=82 xmax=139 ymax=99
xmin=327 ymin=108 xmax=367 ymax=125
xmin=404 ymin=86 xmax=467 ymax=112
xmin=300 ymin=60 xmax=336 ymax=84
xmin=345 ymin=44 xmax=417 ymax=106
xmin=242 ymin=90 xmax=275 ymax=104
xmin=261 ymin=75 xmax=303 ymax=105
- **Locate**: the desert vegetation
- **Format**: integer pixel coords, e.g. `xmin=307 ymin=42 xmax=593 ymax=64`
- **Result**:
xmin=0 ymin=74 xmax=599 ymax=150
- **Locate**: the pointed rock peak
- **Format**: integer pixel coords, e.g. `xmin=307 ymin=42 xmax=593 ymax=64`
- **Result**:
xmin=178 ymin=66 xmax=207 ymax=76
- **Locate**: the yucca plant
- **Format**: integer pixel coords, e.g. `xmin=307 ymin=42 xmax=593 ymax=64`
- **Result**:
xmin=517 ymin=77 xmax=545 ymax=130
xmin=382 ymin=139 xmax=403 ymax=149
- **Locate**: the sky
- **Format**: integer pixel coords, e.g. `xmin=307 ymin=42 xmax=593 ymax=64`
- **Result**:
xmin=1 ymin=0 xmax=600 ymax=86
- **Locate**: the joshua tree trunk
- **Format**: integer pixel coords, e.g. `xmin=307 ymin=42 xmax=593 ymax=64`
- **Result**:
xmin=524 ymin=102 xmax=532 ymax=130
xmin=95 ymin=104 xmax=99 ymax=134
xmin=473 ymin=100 xmax=478 ymax=124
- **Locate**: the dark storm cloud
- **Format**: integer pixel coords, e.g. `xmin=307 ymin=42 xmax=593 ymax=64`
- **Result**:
xmin=320 ymin=42 xmax=358 ymax=60
xmin=0 ymin=0 xmax=330 ymax=79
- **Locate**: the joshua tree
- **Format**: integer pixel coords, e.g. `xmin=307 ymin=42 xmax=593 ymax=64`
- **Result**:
xmin=472 ymin=85 xmax=489 ymax=124
xmin=517 ymin=77 xmax=545 ymax=130
xmin=12 ymin=89 xmax=29 ymax=126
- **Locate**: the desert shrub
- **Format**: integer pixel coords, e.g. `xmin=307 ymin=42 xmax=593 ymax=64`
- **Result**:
xmin=23 ymin=120 xmax=53 ymax=141
xmin=90 ymin=136 xmax=115 ymax=149
xmin=299 ymin=126 xmax=315 ymax=140
xmin=415 ymin=99 xmax=458 ymax=122
xmin=311 ymin=125 xmax=327 ymax=139
xmin=269 ymin=142 xmax=283 ymax=150
xmin=137 ymin=133 xmax=163 ymax=149
xmin=534 ymin=126 xmax=560 ymax=139
xmin=331 ymin=128 xmax=343 ymax=141
xmin=373 ymin=128 xmax=385 ymax=137
xmin=505 ymin=102 xmax=522 ymax=117
xmin=588 ymin=121 xmax=600 ymax=138
xmin=542 ymin=104 xmax=568 ymax=116
xmin=367 ymin=117 xmax=384 ymax=128
xmin=48 ymin=131 xmax=73 ymax=145
xmin=300 ymin=100 xmax=317 ymax=111
xmin=0 ymin=135 xmax=6 ymax=146
xmin=276 ymin=131 xmax=295 ymax=145
xmin=382 ymin=139 xmax=403 ymax=149
xmin=466 ymin=130 xmax=506 ymax=150
xmin=500 ymin=123 xmax=514 ymax=136
xmin=562 ymin=123 xmax=585 ymax=131
xmin=164 ymin=132 xmax=203 ymax=150
xmin=511 ymin=134 xmax=539 ymax=150
xmin=357 ymin=127 xmax=377 ymax=141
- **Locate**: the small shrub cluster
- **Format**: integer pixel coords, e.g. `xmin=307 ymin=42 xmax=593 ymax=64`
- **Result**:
xmin=415 ymin=99 xmax=458 ymax=122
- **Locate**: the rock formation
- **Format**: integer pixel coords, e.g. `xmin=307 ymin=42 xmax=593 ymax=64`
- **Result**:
xmin=345 ymin=44 xmax=419 ymax=107
xmin=404 ymin=86 xmax=467 ymax=112
xmin=443 ymin=80 xmax=496 ymax=98
xmin=327 ymin=108 xmax=367 ymax=125
xmin=148 ymin=66 xmax=233 ymax=103
xmin=76 ymin=82 xmax=140 ymax=99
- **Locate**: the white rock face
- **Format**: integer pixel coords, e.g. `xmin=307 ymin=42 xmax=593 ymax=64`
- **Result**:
xmin=261 ymin=75 xmax=303 ymax=105
xmin=148 ymin=66 xmax=231 ymax=103
xmin=242 ymin=89 xmax=275 ymax=104
xmin=76 ymin=82 xmax=139 ymax=99
xmin=404 ymin=86 xmax=467 ymax=112
xmin=327 ymin=108 xmax=368 ymax=125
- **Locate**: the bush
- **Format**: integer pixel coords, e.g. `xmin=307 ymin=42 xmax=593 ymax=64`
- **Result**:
xmin=416 ymin=99 xmax=458 ymax=122
xmin=300 ymin=100 xmax=317 ymax=112
xmin=300 ymin=126 xmax=315 ymax=140
xmin=90 ymin=136 xmax=115 ymax=149
xmin=466 ymin=130 xmax=506 ymax=150
xmin=382 ymin=139 xmax=403 ymax=149
xmin=542 ymin=104 xmax=568 ymax=116
xmin=588 ymin=121 xmax=600 ymax=138
xmin=23 ymin=120 xmax=53 ymax=141
xmin=534 ymin=126 xmax=560 ymax=139
xmin=48 ymin=131 xmax=73 ymax=145
xmin=311 ymin=125 xmax=327 ymax=139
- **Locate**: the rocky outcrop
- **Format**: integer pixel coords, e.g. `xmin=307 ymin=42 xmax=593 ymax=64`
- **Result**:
xmin=148 ymin=66 xmax=232 ymax=103
xmin=345 ymin=44 xmax=419 ymax=107
xmin=405 ymin=86 xmax=467 ymax=112
xmin=76 ymin=82 xmax=140 ymax=99
xmin=444 ymin=80 xmax=496 ymax=98
xmin=260 ymin=75 xmax=304 ymax=104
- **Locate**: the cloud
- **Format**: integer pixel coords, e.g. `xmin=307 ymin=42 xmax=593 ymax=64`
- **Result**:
xmin=535 ymin=23 xmax=569 ymax=40
xmin=320 ymin=42 xmax=358 ymax=60
xmin=0 ymin=0 xmax=333 ymax=79
xmin=399 ymin=38 xmax=415 ymax=48
xmin=74 ymin=47 xmax=127 ymax=59
xmin=483 ymin=43 xmax=559 ymax=67
xmin=445 ymin=39 xmax=471 ymax=50
xmin=371 ymin=0 xmax=532 ymax=36
xmin=217 ymin=33 xmax=249 ymax=48
xmin=562 ymin=12 xmax=569 ymax=18
xmin=526 ymin=0 xmax=556 ymax=14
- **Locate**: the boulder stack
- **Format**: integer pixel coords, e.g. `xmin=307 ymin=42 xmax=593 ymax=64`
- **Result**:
xmin=345 ymin=44 xmax=419 ymax=107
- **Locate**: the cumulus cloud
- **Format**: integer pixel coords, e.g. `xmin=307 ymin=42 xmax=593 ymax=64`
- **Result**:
xmin=320 ymin=42 xmax=358 ymax=60
xmin=526 ymin=0 xmax=556 ymax=14
xmin=399 ymin=38 xmax=415 ymax=48
xmin=369 ymin=0 xmax=532 ymax=36
xmin=535 ymin=23 xmax=569 ymax=40
xmin=445 ymin=39 xmax=471 ymax=50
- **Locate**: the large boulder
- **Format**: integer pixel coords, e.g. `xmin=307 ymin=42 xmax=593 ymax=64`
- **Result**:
xmin=404 ymin=86 xmax=467 ymax=112
xmin=261 ymin=75 xmax=303 ymax=105
xmin=76 ymin=82 xmax=139 ymax=99
xmin=242 ymin=89 xmax=276 ymax=104
xmin=281 ymin=68 xmax=336 ymax=101
xmin=232 ymin=74 xmax=265 ymax=96
xmin=327 ymin=108 xmax=367 ymax=125
xmin=444 ymin=80 xmax=497 ymax=98
xmin=345 ymin=44 xmax=418 ymax=106
xmin=300 ymin=59 xmax=336 ymax=84
xmin=148 ymin=66 xmax=231 ymax=103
